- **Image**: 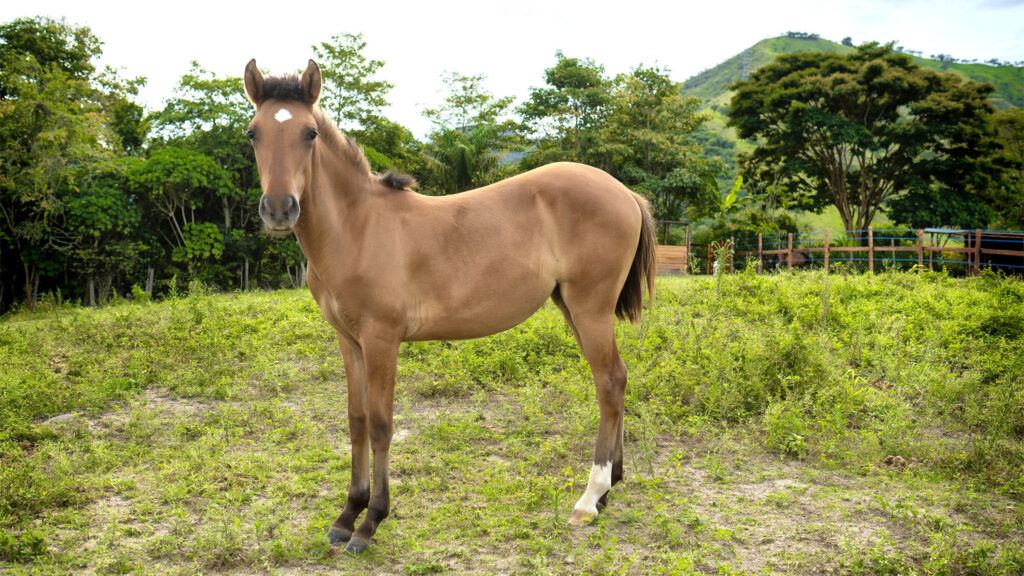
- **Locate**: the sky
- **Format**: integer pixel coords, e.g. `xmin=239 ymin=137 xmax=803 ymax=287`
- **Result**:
xmin=3 ymin=0 xmax=1023 ymax=137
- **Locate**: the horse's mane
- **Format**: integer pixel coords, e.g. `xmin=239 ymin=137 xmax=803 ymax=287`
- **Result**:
xmin=312 ymin=109 xmax=417 ymax=191
xmin=261 ymin=74 xmax=415 ymax=191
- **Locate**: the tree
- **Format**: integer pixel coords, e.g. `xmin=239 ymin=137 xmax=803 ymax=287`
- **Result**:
xmin=0 ymin=17 xmax=108 ymax=307
xmin=983 ymin=108 xmax=1024 ymax=228
xmin=151 ymin=63 xmax=254 ymax=229
xmin=421 ymin=72 xmax=521 ymax=194
xmin=519 ymin=52 xmax=613 ymax=166
xmin=126 ymin=146 xmax=233 ymax=276
xmin=599 ymin=65 xmax=722 ymax=220
xmin=62 ymin=159 xmax=146 ymax=304
xmin=728 ymin=43 xmax=998 ymax=234
xmin=312 ymin=33 xmax=393 ymax=131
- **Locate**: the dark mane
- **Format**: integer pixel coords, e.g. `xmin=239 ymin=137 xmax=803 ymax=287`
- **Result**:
xmin=379 ymin=170 xmax=417 ymax=190
xmin=260 ymin=74 xmax=308 ymax=103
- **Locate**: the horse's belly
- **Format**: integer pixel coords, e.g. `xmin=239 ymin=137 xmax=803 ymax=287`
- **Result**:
xmin=404 ymin=275 xmax=555 ymax=342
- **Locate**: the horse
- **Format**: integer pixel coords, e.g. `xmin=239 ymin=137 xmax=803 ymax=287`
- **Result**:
xmin=243 ymin=59 xmax=657 ymax=555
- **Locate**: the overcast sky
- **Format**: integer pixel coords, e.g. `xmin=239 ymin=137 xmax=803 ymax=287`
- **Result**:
xmin=3 ymin=0 xmax=1023 ymax=137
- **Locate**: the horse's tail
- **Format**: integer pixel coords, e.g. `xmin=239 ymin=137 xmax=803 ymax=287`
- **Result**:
xmin=616 ymin=193 xmax=657 ymax=324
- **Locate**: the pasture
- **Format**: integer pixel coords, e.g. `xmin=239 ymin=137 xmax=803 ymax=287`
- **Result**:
xmin=1 ymin=272 xmax=1022 ymax=575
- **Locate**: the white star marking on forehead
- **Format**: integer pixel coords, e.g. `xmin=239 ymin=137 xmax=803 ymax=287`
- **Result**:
xmin=274 ymin=108 xmax=292 ymax=123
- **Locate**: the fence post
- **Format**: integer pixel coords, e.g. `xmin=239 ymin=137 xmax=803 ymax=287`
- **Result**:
xmin=707 ymin=245 xmax=713 ymax=275
xmin=823 ymin=229 xmax=830 ymax=273
xmin=684 ymin=224 xmax=691 ymax=275
xmin=974 ymin=228 xmax=982 ymax=276
xmin=929 ymin=231 xmax=934 ymax=270
xmin=757 ymin=233 xmax=763 ymax=274
xmin=868 ymin=226 xmax=874 ymax=274
xmin=917 ymin=230 xmax=924 ymax=270
xmin=787 ymin=233 xmax=794 ymax=271
xmin=729 ymin=237 xmax=735 ymax=273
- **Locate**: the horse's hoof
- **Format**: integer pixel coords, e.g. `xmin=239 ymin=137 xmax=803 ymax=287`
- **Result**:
xmin=328 ymin=526 xmax=352 ymax=546
xmin=568 ymin=508 xmax=598 ymax=526
xmin=344 ymin=537 xmax=370 ymax=555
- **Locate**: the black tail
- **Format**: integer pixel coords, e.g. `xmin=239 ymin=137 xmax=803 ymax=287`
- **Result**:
xmin=616 ymin=193 xmax=657 ymax=324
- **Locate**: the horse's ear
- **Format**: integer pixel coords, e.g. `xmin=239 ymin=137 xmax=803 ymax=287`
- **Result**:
xmin=301 ymin=59 xmax=321 ymax=105
xmin=244 ymin=59 xmax=264 ymax=107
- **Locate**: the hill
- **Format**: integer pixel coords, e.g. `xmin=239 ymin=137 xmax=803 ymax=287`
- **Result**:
xmin=683 ymin=34 xmax=1024 ymax=110
xmin=685 ymin=35 xmax=1024 ymax=164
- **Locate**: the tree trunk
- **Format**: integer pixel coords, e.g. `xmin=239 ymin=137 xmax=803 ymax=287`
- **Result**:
xmin=222 ymin=197 xmax=232 ymax=230
xmin=87 ymin=277 xmax=96 ymax=307
xmin=99 ymin=275 xmax=113 ymax=303
xmin=23 ymin=264 xmax=39 ymax=309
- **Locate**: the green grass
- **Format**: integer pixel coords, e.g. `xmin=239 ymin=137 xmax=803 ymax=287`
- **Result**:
xmin=1 ymin=272 xmax=1023 ymax=574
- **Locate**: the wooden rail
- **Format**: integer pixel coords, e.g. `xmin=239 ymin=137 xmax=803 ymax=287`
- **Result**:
xmin=655 ymin=226 xmax=1024 ymax=275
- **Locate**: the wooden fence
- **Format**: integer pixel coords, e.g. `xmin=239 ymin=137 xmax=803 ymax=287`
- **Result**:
xmin=655 ymin=225 xmax=1024 ymax=275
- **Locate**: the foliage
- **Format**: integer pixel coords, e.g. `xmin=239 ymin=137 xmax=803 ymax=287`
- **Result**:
xmin=126 ymin=146 xmax=232 ymax=254
xmin=984 ymin=108 xmax=1024 ymax=228
xmin=519 ymin=52 xmax=612 ymax=166
xmin=420 ymin=72 xmax=521 ymax=194
xmin=0 ymin=17 xmax=136 ymax=308
xmin=312 ymin=33 xmax=393 ymax=132
xmin=600 ymin=65 xmax=722 ymax=220
xmin=729 ymin=43 xmax=999 ymax=234
xmin=521 ymin=56 xmax=722 ymax=220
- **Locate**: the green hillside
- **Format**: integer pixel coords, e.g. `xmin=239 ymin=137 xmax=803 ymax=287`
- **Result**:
xmin=685 ymin=34 xmax=1023 ymax=184
xmin=682 ymin=35 xmax=1023 ymax=109
xmin=912 ymin=57 xmax=1024 ymax=110
xmin=682 ymin=36 xmax=854 ymax=104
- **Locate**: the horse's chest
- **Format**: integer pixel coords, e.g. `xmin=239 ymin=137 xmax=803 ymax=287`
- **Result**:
xmin=307 ymin=276 xmax=359 ymax=339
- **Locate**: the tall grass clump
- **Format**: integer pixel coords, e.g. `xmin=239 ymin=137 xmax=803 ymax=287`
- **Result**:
xmin=628 ymin=270 xmax=1024 ymax=495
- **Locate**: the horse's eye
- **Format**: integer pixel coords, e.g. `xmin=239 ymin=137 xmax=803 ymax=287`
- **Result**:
xmin=307 ymin=129 xmax=318 ymax=142
xmin=246 ymin=129 xmax=256 ymax=141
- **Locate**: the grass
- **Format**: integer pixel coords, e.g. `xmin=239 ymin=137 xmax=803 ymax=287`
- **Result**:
xmin=1 ymin=271 xmax=1023 ymax=574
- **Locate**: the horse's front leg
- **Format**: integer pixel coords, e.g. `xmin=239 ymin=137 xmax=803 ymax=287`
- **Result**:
xmin=344 ymin=332 xmax=400 ymax=555
xmin=329 ymin=336 xmax=369 ymax=546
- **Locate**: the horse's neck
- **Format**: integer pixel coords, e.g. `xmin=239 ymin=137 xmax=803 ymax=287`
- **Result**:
xmin=293 ymin=145 xmax=368 ymax=270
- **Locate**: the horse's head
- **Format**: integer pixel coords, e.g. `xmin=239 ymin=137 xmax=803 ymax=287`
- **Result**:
xmin=244 ymin=59 xmax=322 ymax=235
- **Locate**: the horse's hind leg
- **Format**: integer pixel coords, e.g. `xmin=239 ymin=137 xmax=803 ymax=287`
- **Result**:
xmin=552 ymin=287 xmax=625 ymax=512
xmin=560 ymin=304 xmax=627 ymax=525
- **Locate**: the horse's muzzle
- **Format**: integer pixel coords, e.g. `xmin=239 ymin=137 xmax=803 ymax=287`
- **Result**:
xmin=259 ymin=194 xmax=300 ymax=234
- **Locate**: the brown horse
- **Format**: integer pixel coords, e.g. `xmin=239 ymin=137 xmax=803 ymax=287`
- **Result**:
xmin=244 ymin=59 xmax=657 ymax=555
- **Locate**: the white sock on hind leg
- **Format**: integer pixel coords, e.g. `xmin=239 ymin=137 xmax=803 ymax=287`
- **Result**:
xmin=573 ymin=461 xmax=612 ymax=516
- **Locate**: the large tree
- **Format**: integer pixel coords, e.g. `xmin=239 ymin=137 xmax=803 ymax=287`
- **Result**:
xmin=984 ymin=108 xmax=1024 ymax=229
xmin=519 ymin=52 xmax=613 ymax=167
xmin=600 ymin=65 xmax=722 ymax=220
xmin=0 ymin=17 xmax=112 ymax=307
xmin=728 ymin=43 xmax=997 ymax=234
xmin=420 ymin=72 xmax=521 ymax=194
xmin=521 ymin=56 xmax=721 ymax=220
xmin=312 ymin=32 xmax=393 ymax=131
